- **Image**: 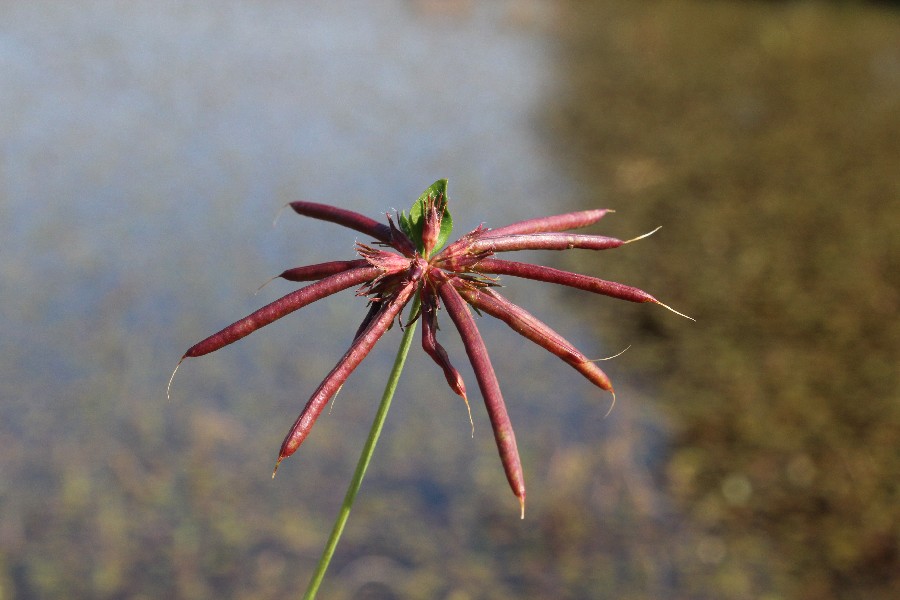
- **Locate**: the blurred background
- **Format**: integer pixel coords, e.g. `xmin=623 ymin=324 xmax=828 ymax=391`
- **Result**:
xmin=1 ymin=1 xmax=898 ymax=598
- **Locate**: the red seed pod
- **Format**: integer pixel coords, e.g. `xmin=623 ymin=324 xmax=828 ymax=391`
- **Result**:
xmin=289 ymin=201 xmax=392 ymax=243
xmin=438 ymin=280 xmax=526 ymax=518
xmin=454 ymin=282 xmax=613 ymax=394
xmin=467 ymin=232 xmax=624 ymax=254
xmin=474 ymin=258 xmax=657 ymax=304
xmin=183 ymin=266 xmax=381 ymax=359
xmin=277 ymin=259 xmax=369 ymax=282
xmin=481 ymin=208 xmax=610 ymax=237
xmin=420 ymin=285 xmax=472 ymax=433
xmin=274 ymin=271 xmax=422 ymax=473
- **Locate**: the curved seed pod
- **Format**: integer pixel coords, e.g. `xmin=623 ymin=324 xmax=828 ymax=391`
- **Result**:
xmin=482 ymin=209 xmax=609 ymax=237
xmin=352 ymin=301 xmax=383 ymax=342
xmin=438 ymin=280 xmax=526 ymax=518
xmin=430 ymin=225 xmax=489 ymax=267
xmin=454 ymin=282 xmax=613 ymax=394
xmin=467 ymin=233 xmax=624 ymax=254
xmin=472 ymin=258 xmax=693 ymax=321
xmin=289 ymin=201 xmax=393 ymax=243
xmin=474 ymin=258 xmax=656 ymax=304
xmin=277 ymin=259 xmax=369 ymax=282
xmin=274 ymin=272 xmax=421 ymax=473
xmin=420 ymin=285 xmax=472 ymax=433
xmin=182 ymin=266 xmax=381 ymax=359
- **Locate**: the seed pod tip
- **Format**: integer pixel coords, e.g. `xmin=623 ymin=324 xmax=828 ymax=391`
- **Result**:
xmin=654 ymin=300 xmax=695 ymax=321
xmin=167 ymin=358 xmax=184 ymax=401
xmin=462 ymin=392 xmax=474 ymax=438
xmin=589 ymin=344 xmax=631 ymax=362
xmin=255 ymin=275 xmax=278 ymax=294
xmin=603 ymin=390 xmax=616 ymax=419
xmin=273 ymin=203 xmax=289 ymax=227
xmin=519 ymin=496 xmax=526 ymax=520
xmin=623 ymin=225 xmax=662 ymax=244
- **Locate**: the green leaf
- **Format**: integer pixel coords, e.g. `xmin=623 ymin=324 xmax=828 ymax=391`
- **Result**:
xmin=398 ymin=211 xmax=412 ymax=239
xmin=405 ymin=179 xmax=453 ymax=256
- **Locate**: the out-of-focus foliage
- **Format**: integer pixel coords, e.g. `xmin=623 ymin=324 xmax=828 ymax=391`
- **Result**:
xmin=547 ymin=1 xmax=900 ymax=598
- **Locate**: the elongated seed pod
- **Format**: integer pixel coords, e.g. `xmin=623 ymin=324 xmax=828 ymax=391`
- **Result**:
xmin=290 ymin=201 xmax=393 ymax=243
xmin=474 ymin=259 xmax=658 ymax=304
xmin=430 ymin=225 xmax=489 ymax=265
xmin=455 ymin=283 xmax=613 ymax=393
xmin=352 ymin=301 xmax=383 ymax=341
xmin=420 ymin=286 xmax=472 ymax=431
xmin=275 ymin=272 xmax=421 ymax=470
xmin=438 ymin=280 xmax=526 ymax=517
xmin=182 ymin=266 xmax=381 ymax=359
xmin=467 ymin=233 xmax=623 ymax=254
xmin=483 ymin=209 xmax=609 ymax=237
xmin=278 ymin=259 xmax=369 ymax=282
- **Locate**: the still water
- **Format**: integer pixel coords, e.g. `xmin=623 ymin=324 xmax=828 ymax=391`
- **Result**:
xmin=3 ymin=1 xmax=898 ymax=599
xmin=2 ymin=2 xmax=665 ymax=598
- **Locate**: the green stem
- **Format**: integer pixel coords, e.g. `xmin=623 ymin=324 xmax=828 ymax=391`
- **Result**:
xmin=302 ymin=295 xmax=421 ymax=600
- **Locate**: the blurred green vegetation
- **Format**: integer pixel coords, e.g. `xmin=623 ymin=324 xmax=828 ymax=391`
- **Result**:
xmin=546 ymin=1 xmax=900 ymax=598
xmin=2 ymin=1 xmax=898 ymax=599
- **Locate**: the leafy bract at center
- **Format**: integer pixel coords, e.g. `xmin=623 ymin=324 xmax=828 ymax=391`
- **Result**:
xmin=398 ymin=179 xmax=453 ymax=256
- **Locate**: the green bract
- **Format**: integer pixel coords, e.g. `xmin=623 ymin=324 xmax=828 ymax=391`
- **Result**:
xmin=398 ymin=179 xmax=453 ymax=256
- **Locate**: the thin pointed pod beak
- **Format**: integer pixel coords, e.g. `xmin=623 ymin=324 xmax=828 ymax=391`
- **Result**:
xmin=622 ymin=225 xmax=662 ymax=244
xmin=166 ymin=358 xmax=183 ymax=401
xmin=473 ymin=258 xmax=694 ymax=320
xmin=653 ymin=300 xmax=696 ymax=321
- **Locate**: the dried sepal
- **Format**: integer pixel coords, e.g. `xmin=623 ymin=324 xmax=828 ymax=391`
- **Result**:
xmin=386 ymin=214 xmax=417 ymax=257
xmin=356 ymin=245 xmax=412 ymax=273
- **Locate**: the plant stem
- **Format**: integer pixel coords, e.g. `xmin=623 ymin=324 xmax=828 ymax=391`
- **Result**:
xmin=302 ymin=295 xmax=421 ymax=599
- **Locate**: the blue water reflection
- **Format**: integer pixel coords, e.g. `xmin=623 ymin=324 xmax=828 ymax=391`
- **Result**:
xmin=1 ymin=3 xmax=671 ymax=598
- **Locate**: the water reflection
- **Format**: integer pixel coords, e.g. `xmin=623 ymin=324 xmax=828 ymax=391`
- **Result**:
xmin=5 ymin=1 xmax=897 ymax=598
xmin=3 ymin=2 xmax=661 ymax=599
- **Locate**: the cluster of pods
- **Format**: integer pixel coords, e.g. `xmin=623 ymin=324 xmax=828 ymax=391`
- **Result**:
xmin=170 ymin=181 xmax=688 ymax=517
